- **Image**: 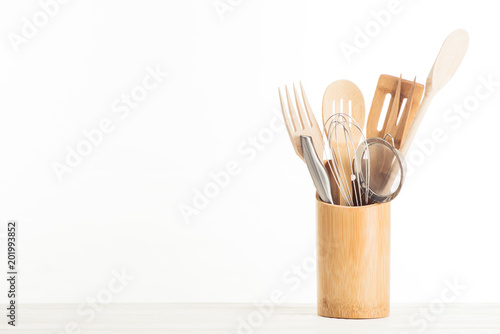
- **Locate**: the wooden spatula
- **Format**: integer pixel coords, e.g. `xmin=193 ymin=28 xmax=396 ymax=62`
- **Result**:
xmin=366 ymin=75 xmax=424 ymax=149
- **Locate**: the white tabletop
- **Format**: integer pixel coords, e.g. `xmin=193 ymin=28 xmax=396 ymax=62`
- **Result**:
xmin=1 ymin=303 xmax=499 ymax=333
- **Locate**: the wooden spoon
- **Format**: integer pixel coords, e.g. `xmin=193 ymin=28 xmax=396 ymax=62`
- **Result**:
xmin=400 ymin=29 xmax=469 ymax=156
xmin=322 ymin=80 xmax=365 ymax=206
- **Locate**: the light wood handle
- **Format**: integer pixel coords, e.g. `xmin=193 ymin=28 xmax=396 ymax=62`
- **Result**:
xmin=399 ymin=92 xmax=432 ymax=156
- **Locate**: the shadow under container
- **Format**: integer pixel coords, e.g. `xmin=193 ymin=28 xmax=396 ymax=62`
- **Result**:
xmin=316 ymin=195 xmax=391 ymax=319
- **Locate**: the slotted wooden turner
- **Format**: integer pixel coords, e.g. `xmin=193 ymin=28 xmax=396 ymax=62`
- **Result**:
xmin=366 ymin=75 xmax=424 ymax=149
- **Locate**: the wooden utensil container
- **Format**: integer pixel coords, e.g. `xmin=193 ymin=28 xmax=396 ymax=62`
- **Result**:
xmin=316 ymin=196 xmax=390 ymax=318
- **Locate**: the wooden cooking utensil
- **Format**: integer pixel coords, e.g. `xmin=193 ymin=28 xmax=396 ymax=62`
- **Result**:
xmin=278 ymin=82 xmax=335 ymax=204
xmin=394 ymin=77 xmax=418 ymax=148
xmin=400 ymin=29 xmax=469 ymax=156
xmin=366 ymin=74 xmax=424 ymax=149
xmin=367 ymin=77 xmax=418 ymax=192
xmin=322 ymin=80 xmax=365 ymax=206
xmin=278 ymin=82 xmax=324 ymax=161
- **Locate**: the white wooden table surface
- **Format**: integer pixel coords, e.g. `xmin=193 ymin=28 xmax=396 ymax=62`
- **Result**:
xmin=1 ymin=303 xmax=499 ymax=333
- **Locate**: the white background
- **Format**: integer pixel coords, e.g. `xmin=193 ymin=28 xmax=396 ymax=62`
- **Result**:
xmin=0 ymin=0 xmax=499 ymax=304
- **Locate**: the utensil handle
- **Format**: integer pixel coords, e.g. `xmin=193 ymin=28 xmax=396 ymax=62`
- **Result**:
xmin=399 ymin=92 xmax=432 ymax=157
xmin=301 ymin=136 xmax=334 ymax=204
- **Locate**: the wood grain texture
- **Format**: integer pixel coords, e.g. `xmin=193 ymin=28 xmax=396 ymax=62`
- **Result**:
xmin=1 ymin=303 xmax=498 ymax=333
xmin=366 ymin=75 xmax=424 ymax=149
xmin=317 ymin=198 xmax=391 ymax=318
xmin=279 ymin=83 xmax=324 ymax=162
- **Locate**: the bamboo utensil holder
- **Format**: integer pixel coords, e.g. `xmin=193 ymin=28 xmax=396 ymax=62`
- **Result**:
xmin=316 ymin=196 xmax=391 ymax=319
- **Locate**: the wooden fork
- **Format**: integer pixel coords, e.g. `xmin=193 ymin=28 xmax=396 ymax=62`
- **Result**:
xmin=278 ymin=82 xmax=324 ymax=161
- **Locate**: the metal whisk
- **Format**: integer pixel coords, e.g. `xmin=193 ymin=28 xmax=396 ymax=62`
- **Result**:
xmin=324 ymin=113 xmax=370 ymax=206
